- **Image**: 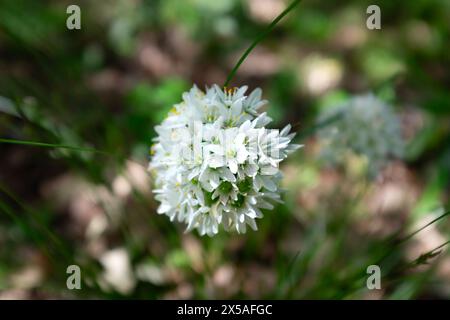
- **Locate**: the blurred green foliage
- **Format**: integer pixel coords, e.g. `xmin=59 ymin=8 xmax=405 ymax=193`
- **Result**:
xmin=0 ymin=0 xmax=449 ymax=299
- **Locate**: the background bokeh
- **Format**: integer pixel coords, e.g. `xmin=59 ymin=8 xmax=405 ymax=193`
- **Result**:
xmin=0 ymin=0 xmax=449 ymax=299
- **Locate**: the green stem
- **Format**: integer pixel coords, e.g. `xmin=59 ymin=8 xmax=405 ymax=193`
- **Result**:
xmin=0 ymin=137 xmax=146 ymax=169
xmin=0 ymin=137 xmax=109 ymax=155
xmin=396 ymin=210 xmax=450 ymax=245
xmin=223 ymin=0 xmax=302 ymax=87
xmin=295 ymin=111 xmax=343 ymax=141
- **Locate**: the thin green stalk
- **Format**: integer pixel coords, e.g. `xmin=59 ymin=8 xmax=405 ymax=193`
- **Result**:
xmin=388 ymin=239 xmax=450 ymax=278
xmin=0 ymin=184 xmax=108 ymax=294
xmin=0 ymin=137 xmax=146 ymax=168
xmin=223 ymin=0 xmax=302 ymax=87
xmin=0 ymin=183 xmax=69 ymax=257
xmin=395 ymin=210 xmax=450 ymax=246
xmin=342 ymin=209 xmax=450 ymax=296
xmin=295 ymin=111 xmax=344 ymax=141
xmin=0 ymin=201 xmax=53 ymax=260
xmin=411 ymin=240 xmax=450 ymax=265
xmin=0 ymin=137 xmax=109 ymax=155
xmin=371 ymin=210 xmax=450 ymax=267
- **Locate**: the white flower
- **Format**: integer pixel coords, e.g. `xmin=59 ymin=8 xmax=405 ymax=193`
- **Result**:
xmin=207 ymin=128 xmax=249 ymax=174
xmin=149 ymin=85 xmax=302 ymax=236
xmin=317 ymin=93 xmax=403 ymax=176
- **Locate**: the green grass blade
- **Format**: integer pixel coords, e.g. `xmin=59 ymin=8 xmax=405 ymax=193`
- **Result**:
xmin=0 ymin=137 xmax=110 ymax=155
xmin=0 ymin=138 xmax=147 ymax=169
xmin=396 ymin=210 xmax=450 ymax=245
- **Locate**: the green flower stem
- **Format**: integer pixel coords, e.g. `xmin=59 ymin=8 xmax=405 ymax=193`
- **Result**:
xmin=223 ymin=0 xmax=302 ymax=87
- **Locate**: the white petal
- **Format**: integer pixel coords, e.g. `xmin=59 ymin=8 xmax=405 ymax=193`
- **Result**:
xmin=228 ymin=159 xmax=238 ymax=174
xmin=209 ymin=155 xmax=226 ymax=168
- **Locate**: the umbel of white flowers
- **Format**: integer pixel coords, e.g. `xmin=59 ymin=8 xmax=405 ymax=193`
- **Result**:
xmin=149 ymin=85 xmax=301 ymax=236
xmin=317 ymin=94 xmax=403 ymax=176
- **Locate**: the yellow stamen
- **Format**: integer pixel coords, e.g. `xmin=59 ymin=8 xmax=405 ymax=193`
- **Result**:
xmin=149 ymin=145 xmax=156 ymax=155
xmin=169 ymin=106 xmax=180 ymax=115
xmin=223 ymin=86 xmax=238 ymax=95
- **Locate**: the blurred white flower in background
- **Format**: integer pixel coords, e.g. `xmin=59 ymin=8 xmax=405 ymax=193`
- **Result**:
xmin=99 ymin=248 xmax=136 ymax=295
xmin=317 ymin=94 xmax=404 ymax=176
xmin=300 ymin=55 xmax=343 ymax=96
xmin=149 ymin=85 xmax=301 ymax=236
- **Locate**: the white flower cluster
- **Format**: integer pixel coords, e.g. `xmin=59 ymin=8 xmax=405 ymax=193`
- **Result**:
xmin=149 ymin=85 xmax=301 ymax=236
xmin=317 ymin=94 xmax=403 ymax=176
